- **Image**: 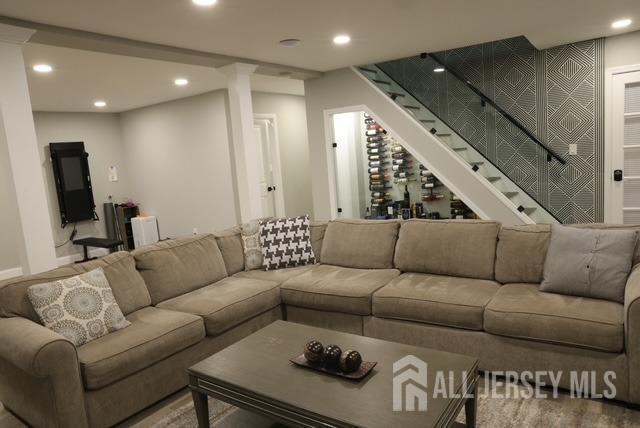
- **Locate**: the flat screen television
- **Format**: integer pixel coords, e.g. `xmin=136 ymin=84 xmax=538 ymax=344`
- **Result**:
xmin=50 ymin=142 xmax=97 ymax=227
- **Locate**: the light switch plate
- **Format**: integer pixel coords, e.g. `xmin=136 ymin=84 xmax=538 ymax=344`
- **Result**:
xmin=108 ymin=166 xmax=118 ymax=182
xmin=569 ymin=144 xmax=578 ymax=155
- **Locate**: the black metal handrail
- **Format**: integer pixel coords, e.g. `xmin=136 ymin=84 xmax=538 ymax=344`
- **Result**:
xmin=370 ymin=62 xmax=562 ymax=223
xmin=427 ymin=53 xmax=566 ymax=164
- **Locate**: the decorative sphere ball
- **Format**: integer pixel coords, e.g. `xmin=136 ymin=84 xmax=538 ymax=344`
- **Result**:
xmin=304 ymin=340 xmax=324 ymax=363
xmin=339 ymin=350 xmax=362 ymax=373
xmin=322 ymin=344 xmax=342 ymax=369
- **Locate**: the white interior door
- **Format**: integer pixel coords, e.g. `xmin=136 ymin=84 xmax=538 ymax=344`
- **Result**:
xmin=331 ymin=112 xmax=362 ymax=218
xmin=253 ymin=121 xmax=276 ymax=217
xmin=610 ymin=70 xmax=640 ymax=224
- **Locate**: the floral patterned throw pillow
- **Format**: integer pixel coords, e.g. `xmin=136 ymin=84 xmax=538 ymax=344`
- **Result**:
xmin=241 ymin=220 xmax=264 ymax=271
xmin=27 ymin=268 xmax=131 ymax=346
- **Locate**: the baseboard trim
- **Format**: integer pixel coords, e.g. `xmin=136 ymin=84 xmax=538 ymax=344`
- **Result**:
xmin=0 ymin=267 xmax=23 ymax=281
xmin=56 ymin=248 xmax=110 ymax=267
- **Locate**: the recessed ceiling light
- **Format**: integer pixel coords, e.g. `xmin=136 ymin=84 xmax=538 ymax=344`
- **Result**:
xmin=279 ymin=39 xmax=301 ymax=48
xmin=33 ymin=64 xmax=53 ymax=73
xmin=174 ymin=78 xmax=189 ymax=86
xmin=333 ymin=35 xmax=351 ymax=45
xmin=433 ymin=67 xmax=445 ymax=73
xmin=612 ymin=18 xmax=632 ymax=28
xmin=94 ymin=101 xmax=107 ymax=108
xmin=192 ymin=0 xmax=217 ymax=6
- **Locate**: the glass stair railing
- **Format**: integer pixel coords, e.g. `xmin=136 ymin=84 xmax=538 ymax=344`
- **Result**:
xmin=357 ymin=59 xmax=565 ymax=223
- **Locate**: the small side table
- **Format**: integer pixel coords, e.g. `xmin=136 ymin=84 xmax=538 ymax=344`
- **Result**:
xmin=73 ymin=237 xmax=124 ymax=263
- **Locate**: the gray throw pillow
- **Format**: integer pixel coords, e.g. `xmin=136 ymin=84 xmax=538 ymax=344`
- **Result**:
xmin=240 ymin=220 xmax=263 ymax=271
xmin=540 ymin=224 xmax=638 ymax=303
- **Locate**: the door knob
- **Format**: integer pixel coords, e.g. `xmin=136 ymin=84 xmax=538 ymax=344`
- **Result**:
xmin=267 ymin=186 xmax=274 ymax=192
xmin=614 ymin=170 xmax=623 ymax=182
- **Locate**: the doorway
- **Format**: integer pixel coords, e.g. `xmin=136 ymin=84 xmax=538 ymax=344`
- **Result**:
xmin=606 ymin=67 xmax=640 ymax=223
xmin=253 ymin=114 xmax=285 ymax=218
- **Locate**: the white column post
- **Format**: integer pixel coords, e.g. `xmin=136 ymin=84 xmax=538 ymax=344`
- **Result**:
xmin=219 ymin=63 xmax=262 ymax=222
xmin=0 ymin=24 xmax=57 ymax=274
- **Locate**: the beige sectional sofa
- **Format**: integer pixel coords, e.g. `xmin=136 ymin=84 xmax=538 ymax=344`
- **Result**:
xmin=1 ymin=219 xmax=639 ymax=427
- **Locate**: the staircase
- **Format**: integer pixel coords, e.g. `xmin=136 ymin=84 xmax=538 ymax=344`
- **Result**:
xmin=355 ymin=64 xmax=560 ymax=224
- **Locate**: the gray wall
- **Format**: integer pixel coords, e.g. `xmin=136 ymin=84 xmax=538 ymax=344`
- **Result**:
xmin=34 ymin=112 xmax=130 ymax=259
xmin=120 ymin=90 xmax=239 ymax=238
xmin=252 ymin=92 xmax=314 ymax=218
xmin=605 ymin=30 xmax=640 ymax=69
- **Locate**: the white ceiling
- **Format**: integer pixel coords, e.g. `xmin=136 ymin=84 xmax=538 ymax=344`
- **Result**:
xmin=1 ymin=0 xmax=640 ymax=72
xmin=24 ymin=43 xmax=304 ymax=113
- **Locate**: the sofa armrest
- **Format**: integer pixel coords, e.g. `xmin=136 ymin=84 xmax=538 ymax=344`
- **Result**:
xmin=625 ymin=266 xmax=640 ymax=402
xmin=0 ymin=317 xmax=88 ymax=427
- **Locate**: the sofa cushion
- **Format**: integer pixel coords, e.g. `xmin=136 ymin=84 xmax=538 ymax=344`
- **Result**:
xmin=394 ymin=219 xmax=500 ymax=280
xmin=233 ymin=265 xmax=313 ymax=284
xmin=310 ymin=221 xmax=328 ymax=263
xmin=281 ymin=264 xmax=400 ymax=315
xmin=495 ymin=223 xmax=640 ymax=285
xmin=77 ymin=307 xmax=205 ymax=390
xmin=320 ymin=219 xmax=400 ymax=269
xmin=214 ymin=225 xmax=244 ymax=275
xmin=484 ymin=283 xmax=624 ymax=352
xmin=540 ymin=225 xmax=637 ymax=303
xmin=156 ymin=277 xmax=281 ymax=336
xmin=0 ymin=252 xmax=150 ymax=322
xmin=495 ymin=224 xmax=551 ymax=284
xmin=373 ymin=273 xmax=500 ymax=330
xmin=132 ymin=234 xmax=228 ymax=304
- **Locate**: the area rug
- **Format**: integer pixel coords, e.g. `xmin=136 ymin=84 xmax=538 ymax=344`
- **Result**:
xmin=153 ymin=381 xmax=640 ymax=427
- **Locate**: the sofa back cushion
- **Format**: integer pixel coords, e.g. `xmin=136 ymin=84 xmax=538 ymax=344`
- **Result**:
xmin=132 ymin=234 xmax=227 ymax=304
xmin=495 ymin=224 xmax=551 ymax=284
xmin=0 ymin=252 xmax=150 ymax=322
xmin=214 ymin=226 xmax=244 ymax=275
xmin=394 ymin=219 xmax=500 ymax=280
xmin=321 ymin=219 xmax=400 ymax=269
xmin=495 ymin=223 xmax=640 ymax=284
xmin=310 ymin=221 xmax=328 ymax=263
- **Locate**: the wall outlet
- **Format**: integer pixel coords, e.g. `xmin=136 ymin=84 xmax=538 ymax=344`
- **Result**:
xmin=569 ymin=144 xmax=578 ymax=155
xmin=108 ymin=166 xmax=118 ymax=182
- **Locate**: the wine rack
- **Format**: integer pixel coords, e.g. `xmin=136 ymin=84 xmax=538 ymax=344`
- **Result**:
xmin=362 ymin=113 xmax=478 ymax=220
xmin=365 ymin=113 xmax=392 ymax=218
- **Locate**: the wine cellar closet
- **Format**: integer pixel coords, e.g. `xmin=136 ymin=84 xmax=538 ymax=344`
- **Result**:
xmin=331 ymin=111 xmax=477 ymax=220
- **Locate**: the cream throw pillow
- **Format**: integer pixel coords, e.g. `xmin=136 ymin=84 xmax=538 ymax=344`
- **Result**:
xmin=27 ymin=267 xmax=131 ymax=346
xmin=241 ymin=220 xmax=264 ymax=270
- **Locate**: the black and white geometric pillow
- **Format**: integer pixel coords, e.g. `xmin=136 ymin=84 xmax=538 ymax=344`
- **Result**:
xmin=260 ymin=215 xmax=316 ymax=271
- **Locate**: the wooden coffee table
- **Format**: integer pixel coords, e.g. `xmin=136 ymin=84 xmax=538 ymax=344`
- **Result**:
xmin=188 ymin=321 xmax=478 ymax=428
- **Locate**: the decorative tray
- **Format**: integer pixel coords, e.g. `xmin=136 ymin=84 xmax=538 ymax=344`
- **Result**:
xmin=289 ymin=354 xmax=377 ymax=380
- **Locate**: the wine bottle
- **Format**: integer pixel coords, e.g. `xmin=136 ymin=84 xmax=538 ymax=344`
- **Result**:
xmin=366 ymin=129 xmax=386 ymax=136
xmin=371 ymin=191 xmax=391 ymax=198
xmin=367 ymin=135 xmax=385 ymax=143
xmin=371 ymin=198 xmax=391 ymax=205
xmin=369 ymin=183 xmax=391 ymax=191
xmin=391 ymin=145 xmax=405 ymax=153
xmin=392 ymin=152 xmax=407 ymax=159
xmin=395 ymin=178 xmax=417 ymax=184
xmin=368 ymin=154 xmax=380 ymax=161
xmin=404 ymin=185 xmax=410 ymax=204
xmin=367 ymin=147 xmax=388 ymax=155
xmin=393 ymin=158 xmax=411 ymax=165
xmin=369 ymin=160 xmax=389 ymax=167
xmin=369 ymin=173 xmax=390 ymax=181
xmin=422 ymin=182 xmax=435 ymax=189
xmin=420 ymin=170 xmax=433 ymax=177
xmin=366 ymin=142 xmax=384 ymax=149
xmin=368 ymin=167 xmax=381 ymax=174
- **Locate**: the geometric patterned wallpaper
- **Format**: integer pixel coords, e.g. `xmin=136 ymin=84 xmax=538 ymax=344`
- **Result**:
xmin=378 ymin=36 xmax=604 ymax=223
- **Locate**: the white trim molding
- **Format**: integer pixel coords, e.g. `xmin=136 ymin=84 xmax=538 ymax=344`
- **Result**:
xmin=0 ymin=267 xmax=23 ymax=281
